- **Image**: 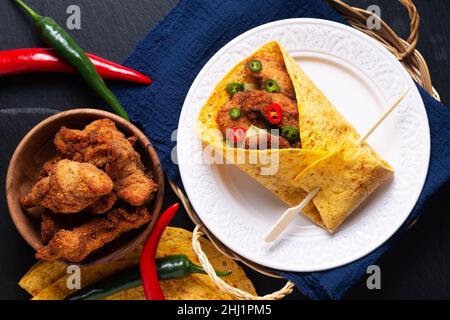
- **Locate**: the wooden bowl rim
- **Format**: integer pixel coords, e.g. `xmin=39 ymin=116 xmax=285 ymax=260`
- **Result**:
xmin=6 ymin=108 xmax=165 ymax=265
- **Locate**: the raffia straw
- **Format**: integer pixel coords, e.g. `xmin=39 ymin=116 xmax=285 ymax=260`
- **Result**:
xmin=173 ymin=0 xmax=442 ymax=300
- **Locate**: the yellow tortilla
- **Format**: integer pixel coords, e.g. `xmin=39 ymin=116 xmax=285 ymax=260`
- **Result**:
xmin=197 ymin=41 xmax=393 ymax=233
xmin=28 ymin=245 xmax=142 ymax=300
xmin=18 ymin=260 xmax=67 ymax=297
xmin=107 ymin=227 xmax=256 ymax=300
xmin=293 ymin=139 xmax=393 ymax=232
xmin=19 ymin=227 xmax=255 ymax=300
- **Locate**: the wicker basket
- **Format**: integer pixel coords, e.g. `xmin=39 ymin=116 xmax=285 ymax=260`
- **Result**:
xmin=173 ymin=0 xmax=440 ymax=300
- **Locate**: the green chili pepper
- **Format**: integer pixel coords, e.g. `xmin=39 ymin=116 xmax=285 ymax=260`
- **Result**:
xmin=226 ymin=82 xmax=244 ymax=96
xmin=229 ymin=107 xmax=241 ymax=120
xmin=157 ymin=254 xmax=230 ymax=279
xmin=281 ymin=126 xmax=300 ymax=143
xmin=264 ymin=79 xmax=280 ymax=93
xmin=248 ymin=59 xmax=262 ymax=72
xmin=14 ymin=0 xmax=129 ymax=120
xmin=68 ymin=266 xmax=142 ymax=301
xmin=67 ymin=254 xmax=230 ymax=300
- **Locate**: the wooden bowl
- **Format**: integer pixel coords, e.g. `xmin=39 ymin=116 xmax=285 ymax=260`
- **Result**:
xmin=6 ymin=108 xmax=164 ymax=265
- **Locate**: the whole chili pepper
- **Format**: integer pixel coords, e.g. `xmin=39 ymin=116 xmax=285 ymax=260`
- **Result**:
xmin=140 ymin=203 xmax=180 ymax=300
xmin=67 ymin=254 xmax=230 ymax=300
xmin=14 ymin=0 xmax=130 ymax=120
xmin=0 ymin=48 xmax=152 ymax=84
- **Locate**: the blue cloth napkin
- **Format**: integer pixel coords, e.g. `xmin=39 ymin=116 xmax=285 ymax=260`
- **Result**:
xmin=112 ymin=0 xmax=450 ymax=299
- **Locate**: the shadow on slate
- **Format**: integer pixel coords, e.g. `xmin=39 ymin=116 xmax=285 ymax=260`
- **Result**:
xmin=0 ymin=109 xmax=60 ymax=300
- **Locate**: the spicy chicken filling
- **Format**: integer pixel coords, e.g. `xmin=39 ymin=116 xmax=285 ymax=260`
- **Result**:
xmin=216 ymin=55 xmax=300 ymax=149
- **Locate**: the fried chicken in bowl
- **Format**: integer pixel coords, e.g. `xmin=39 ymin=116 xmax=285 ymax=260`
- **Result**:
xmin=6 ymin=109 xmax=164 ymax=265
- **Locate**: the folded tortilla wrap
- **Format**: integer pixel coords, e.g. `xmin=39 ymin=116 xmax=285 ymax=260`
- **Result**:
xmin=197 ymin=41 xmax=393 ymax=233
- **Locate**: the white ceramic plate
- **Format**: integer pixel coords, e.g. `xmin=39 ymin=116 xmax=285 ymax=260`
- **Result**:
xmin=177 ymin=19 xmax=430 ymax=272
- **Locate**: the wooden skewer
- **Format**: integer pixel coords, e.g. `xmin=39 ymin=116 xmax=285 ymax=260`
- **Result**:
xmin=358 ymin=88 xmax=409 ymax=144
xmin=264 ymin=187 xmax=320 ymax=242
xmin=264 ymin=88 xmax=410 ymax=242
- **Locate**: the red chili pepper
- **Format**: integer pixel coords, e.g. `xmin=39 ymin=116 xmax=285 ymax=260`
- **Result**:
xmin=0 ymin=48 xmax=152 ymax=84
xmin=140 ymin=203 xmax=180 ymax=300
xmin=226 ymin=127 xmax=247 ymax=143
xmin=265 ymin=103 xmax=283 ymax=125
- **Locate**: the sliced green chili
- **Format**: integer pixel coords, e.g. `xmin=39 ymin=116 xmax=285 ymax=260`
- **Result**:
xmin=264 ymin=79 xmax=280 ymax=93
xmin=248 ymin=59 xmax=262 ymax=72
xmin=226 ymin=82 xmax=244 ymax=96
xmin=229 ymin=107 xmax=241 ymax=119
xmin=281 ymin=126 xmax=300 ymax=143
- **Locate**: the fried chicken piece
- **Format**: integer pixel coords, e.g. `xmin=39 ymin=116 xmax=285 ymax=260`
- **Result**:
xmin=106 ymin=139 xmax=158 ymax=206
xmin=41 ymin=212 xmax=61 ymax=244
xmin=54 ymin=119 xmax=124 ymax=167
xmin=20 ymin=159 xmax=113 ymax=213
xmin=41 ymin=156 xmax=62 ymax=177
xmin=245 ymin=55 xmax=295 ymax=99
xmin=21 ymin=176 xmax=51 ymax=207
xmin=87 ymin=192 xmax=118 ymax=214
xmin=218 ymin=90 xmax=272 ymax=130
xmin=36 ymin=206 xmax=151 ymax=262
xmin=112 ymin=173 xmax=157 ymax=205
xmin=54 ymin=119 xmax=157 ymax=206
xmin=217 ymin=90 xmax=300 ymax=149
xmin=41 ymin=211 xmax=92 ymax=243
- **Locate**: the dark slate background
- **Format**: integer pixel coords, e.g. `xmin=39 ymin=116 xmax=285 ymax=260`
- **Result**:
xmin=0 ymin=0 xmax=449 ymax=300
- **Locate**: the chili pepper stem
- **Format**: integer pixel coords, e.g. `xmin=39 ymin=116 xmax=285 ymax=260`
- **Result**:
xmin=14 ymin=0 xmax=41 ymax=23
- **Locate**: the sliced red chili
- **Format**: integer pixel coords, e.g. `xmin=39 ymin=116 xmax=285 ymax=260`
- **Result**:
xmin=265 ymin=103 xmax=283 ymax=125
xmin=226 ymin=127 xmax=247 ymax=144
